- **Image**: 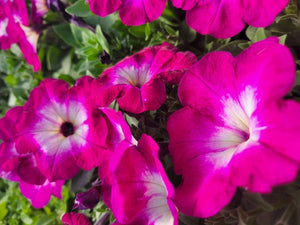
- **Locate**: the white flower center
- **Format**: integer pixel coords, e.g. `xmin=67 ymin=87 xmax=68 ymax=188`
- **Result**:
xmin=0 ymin=18 xmax=8 ymax=37
xmin=142 ymin=171 xmax=174 ymax=225
xmin=33 ymin=101 xmax=89 ymax=155
xmin=114 ymin=64 xmax=152 ymax=87
xmin=207 ymin=86 xmax=258 ymax=168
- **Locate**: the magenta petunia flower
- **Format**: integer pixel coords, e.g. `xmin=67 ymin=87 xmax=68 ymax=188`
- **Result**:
xmin=167 ymin=37 xmax=300 ymax=218
xmin=14 ymin=76 xmax=132 ymax=181
xmin=98 ymin=42 xmax=197 ymax=113
xmin=88 ymin=0 xmax=167 ymax=26
xmin=0 ymin=0 xmax=41 ymax=71
xmin=171 ymin=0 xmax=289 ymax=38
xmin=0 ymin=107 xmax=64 ymax=208
xmin=109 ymin=134 xmax=178 ymax=225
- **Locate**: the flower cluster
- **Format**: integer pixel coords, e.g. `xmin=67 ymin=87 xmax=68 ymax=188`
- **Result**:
xmin=0 ymin=43 xmax=194 ymax=224
xmin=171 ymin=0 xmax=289 ymax=38
xmin=88 ymin=0 xmax=289 ymax=38
xmin=1 ymin=37 xmax=299 ymax=224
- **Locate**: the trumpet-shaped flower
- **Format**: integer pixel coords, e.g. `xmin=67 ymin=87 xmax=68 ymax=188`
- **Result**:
xmin=14 ymin=76 xmax=132 ymax=181
xmin=109 ymin=134 xmax=178 ymax=225
xmin=99 ymin=42 xmax=197 ymax=113
xmin=0 ymin=107 xmax=64 ymax=208
xmin=0 ymin=0 xmax=41 ymax=71
xmin=167 ymin=37 xmax=300 ymax=218
xmin=171 ymin=0 xmax=289 ymax=38
xmin=88 ymin=0 xmax=167 ymax=26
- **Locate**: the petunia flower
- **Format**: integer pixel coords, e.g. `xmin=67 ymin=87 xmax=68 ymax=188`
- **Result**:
xmin=0 ymin=0 xmax=41 ymax=71
xmin=167 ymin=37 xmax=300 ymax=218
xmin=88 ymin=0 xmax=167 ymax=26
xmin=14 ymin=76 xmax=132 ymax=181
xmin=171 ymin=0 xmax=289 ymax=38
xmin=0 ymin=107 xmax=64 ymax=208
xmin=109 ymin=134 xmax=178 ymax=225
xmin=98 ymin=42 xmax=197 ymax=113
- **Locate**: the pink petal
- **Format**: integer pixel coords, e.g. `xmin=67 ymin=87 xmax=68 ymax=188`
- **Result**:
xmin=254 ymin=100 xmax=300 ymax=163
xmin=242 ymin=0 xmax=289 ymax=27
xmin=235 ymin=37 xmax=295 ymax=101
xmin=158 ymin=50 xmax=197 ymax=85
xmin=119 ymin=0 xmax=167 ymax=26
xmin=110 ymin=134 xmax=177 ymax=224
xmin=15 ymin=25 xmax=41 ymax=72
xmin=175 ymin=165 xmax=235 ymax=218
xmin=229 ymin=143 xmax=299 ymax=193
xmin=62 ymin=212 xmax=92 ymax=225
xmin=117 ymin=86 xmax=144 ymax=113
xmin=171 ymin=0 xmax=199 ymax=10
xmin=88 ymin=0 xmax=122 ymax=17
xmin=17 ymin=155 xmax=46 ymax=185
xmin=19 ymin=180 xmax=64 ymax=208
xmin=178 ymin=51 xmax=236 ymax=110
xmin=186 ymin=0 xmax=245 ymax=38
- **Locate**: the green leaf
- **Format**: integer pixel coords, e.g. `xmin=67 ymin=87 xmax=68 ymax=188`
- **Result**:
xmin=70 ymin=24 xmax=95 ymax=46
xmin=36 ymin=214 xmax=57 ymax=225
xmin=53 ymin=24 xmax=80 ymax=47
xmin=0 ymin=201 xmax=8 ymax=220
xmin=95 ymin=25 xmax=110 ymax=54
xmin=246 ymin=27 xmax=266 ymax=42
xmin=279 ymin=34 xmax=287 ymax=45
xmin=0 ymin=52 xmax=8 ymax=73
xmin=58 ymin=74 xmax=75 ymax=85
xmin=66 ymin=0 xmax=91 ymax=17
xmin=46 ymin=46 xmax=64 ymax=71
xmin=145 ymin=23 xmax=151 ymax=40
xmin=128 ymin=25 xmax=146 ymax=38
xmin=5 ymin=74 xmax=18 ymax=87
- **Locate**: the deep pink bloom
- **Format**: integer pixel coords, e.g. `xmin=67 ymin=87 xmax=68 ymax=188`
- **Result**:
xmin=88 ymin=0 xmax=167 ymax=26
xmin=62 ymin=212 xmax=92 ymax=225
xmin=14 ymin=76 xmax=132 ymax=181
xmin=109 ymin=134 xmax=178 ymax=225
xmin=99 ymin=42 xmax=197 ymax=113
xmin=167 ymin=37 xmax=300 ymax=218
xmin=171 ymin=0 xmax=289 ymax=38
xmin=0 ymin=0 xmax=41 ymax=71
xmin=0 ymin=107 xmax=64 ymax=208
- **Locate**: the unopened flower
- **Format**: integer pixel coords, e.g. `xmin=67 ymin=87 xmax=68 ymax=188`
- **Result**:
xmin=171 ymin=0 xmax=289 ymax=38
xmin=167 ymin=37 xmax=300 ymax=217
